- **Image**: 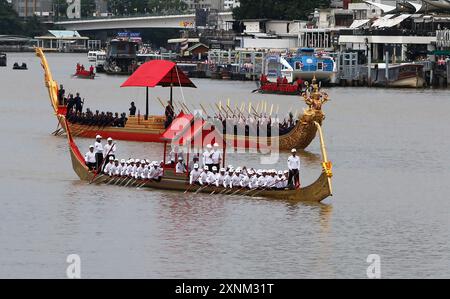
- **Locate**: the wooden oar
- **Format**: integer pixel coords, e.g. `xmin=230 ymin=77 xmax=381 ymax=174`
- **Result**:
xmin=194 ymin=185 xmax=209 ymax=194
xmin=184 ymin=184 xmax=196 ymax=194
xmin=250 ymin=182 xmax=278 ymax=198
xmin=89 ymin=173 xmax=105 ymax=185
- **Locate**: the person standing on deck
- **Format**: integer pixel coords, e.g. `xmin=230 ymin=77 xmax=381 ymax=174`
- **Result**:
xmin=85 ymin=145 xmax=96 ymax=171
xmin=129 ymin=102 xmax=137 ymax=116
xmin=94 ymin=135 xmax=104 ymax=171
xmin=58 ymin=84 xmax=65 ymax=106
xmin=288 ymin=149 xmax=301 ymax=189
xmin=66 ymin=94 xmax=75 ymax=116
xmin=165 ymin=101 xmax=175 ymax=129
xmin=203 ymin=144 xmax=214 ymax=171
xmin=103 ymin=137 xmax=116 ymax=161
xmin=74 ymin=93 xmax=83 ymax=114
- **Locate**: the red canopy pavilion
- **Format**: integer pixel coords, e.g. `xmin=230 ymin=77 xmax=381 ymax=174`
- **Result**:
xmin=121 ymin=60 xmax=196 ymax=119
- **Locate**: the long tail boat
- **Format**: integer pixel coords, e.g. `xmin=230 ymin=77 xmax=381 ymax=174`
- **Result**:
xmin=62 ymin=114 xmax=333 ymax=203
xmin=36 ymin=48 xmax=326 ymax=151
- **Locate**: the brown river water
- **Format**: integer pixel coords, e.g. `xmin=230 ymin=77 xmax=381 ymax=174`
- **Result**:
xmin=0 ymin=52 xmax=449 ymax=278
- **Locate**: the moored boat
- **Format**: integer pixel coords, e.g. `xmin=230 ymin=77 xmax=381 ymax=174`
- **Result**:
xmin=74 ymin=69 xmax=95 ymax=79
xmin=264 ymin=48 xmax=337 ymax=84
xmin=13 ymin=62 xmax=27 ymax=70
xmin=36 ymin=47 xmax=326 ymax=151
xmin=62 ymin=115 xmax=333 ymax=203
xmin=369 ymin=63 xmax=425 ymax=88
xmin=0 ymin=53 xmax=6 ymax=67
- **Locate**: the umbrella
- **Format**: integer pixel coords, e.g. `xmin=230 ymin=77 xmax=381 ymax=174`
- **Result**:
xmin=121 ymin=60 xmax=196 ymax=119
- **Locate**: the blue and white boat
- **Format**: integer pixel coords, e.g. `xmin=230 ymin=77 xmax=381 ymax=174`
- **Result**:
xmin=264 ymin=48 xmax=337 ymax=83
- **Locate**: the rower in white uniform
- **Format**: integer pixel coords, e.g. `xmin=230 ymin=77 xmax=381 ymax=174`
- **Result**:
xmin=198 ymin=166 xmax=209 ymax=186
xmin=176 ymin=157 xmax=187 ymax=174
xmin=189 ymin=164 xmax=202 ymax=185
xmin=103 ymin=156 xmax=114 ymax=174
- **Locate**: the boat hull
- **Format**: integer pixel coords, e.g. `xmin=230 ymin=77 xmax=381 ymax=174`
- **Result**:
xmin=37 ymin=47 xmax=324 ymax=151
xmin=65 ymin=116 xmax=333 ymax=203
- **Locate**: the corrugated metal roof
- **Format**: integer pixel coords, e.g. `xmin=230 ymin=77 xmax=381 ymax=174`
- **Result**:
xmin=48 ymin=30 xmax=81 ymax=38
xmin=377 ymin=14 xmax=411 ymax=28
xmin=350 ymin=19 xmax=371 ymax=29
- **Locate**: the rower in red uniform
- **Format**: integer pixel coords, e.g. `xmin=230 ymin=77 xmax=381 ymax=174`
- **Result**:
xmin=89 ymin=65 xmax=94 ymax=76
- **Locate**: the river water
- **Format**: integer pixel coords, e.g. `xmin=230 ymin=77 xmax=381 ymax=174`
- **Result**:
xmin=0 ymin=52 xmax=449 ymax=278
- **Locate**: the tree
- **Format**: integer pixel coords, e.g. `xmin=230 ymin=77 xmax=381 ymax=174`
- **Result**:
xmin=0 ymin=0 xmax=23 ymax=34
xmin=233 ymin=0 xmax=330 ymax=21
xmin=81 ymin=0 xmax=97 ymax=18
xmin=53 ymin=0 xmax=68 ymax=20
xmin=147 ymin=0 xmax=187 ymax=14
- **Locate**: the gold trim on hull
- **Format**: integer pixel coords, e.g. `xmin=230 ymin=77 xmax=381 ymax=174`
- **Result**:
xmin=64 ymin=115 xmax=333 ymax=203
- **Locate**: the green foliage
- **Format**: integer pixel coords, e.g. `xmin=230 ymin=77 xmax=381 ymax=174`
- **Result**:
xmin=81 ymin=0 xmax=97 ymax=18
xmin=0 ymin=0 xmax=46 ymax=36
xmin=0 ymin=0 xmax=22 ymax=34
xmin=108 ymin=0 xmax=187 ymax=16
xmin=233 ymin=0 xmax=331 ymax=21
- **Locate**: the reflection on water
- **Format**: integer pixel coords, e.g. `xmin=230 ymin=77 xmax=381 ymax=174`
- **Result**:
xmin=0 ymin=53 xmax=449 ymax=278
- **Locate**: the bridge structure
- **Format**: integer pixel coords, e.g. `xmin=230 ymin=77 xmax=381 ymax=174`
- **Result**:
xmin=55 ymin=12 xmax=234 ymax=31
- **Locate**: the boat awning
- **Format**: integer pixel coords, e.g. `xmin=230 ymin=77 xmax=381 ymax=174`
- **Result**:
xmin=121 ymin=60 xmax=197 ymax=88
xmin=161 ymin=112 xmax=194 ymax=142
xmin=350 ymin=19 xmax=371 ymax=29
xmin=161 ymin=113 xmax=223 ymax=147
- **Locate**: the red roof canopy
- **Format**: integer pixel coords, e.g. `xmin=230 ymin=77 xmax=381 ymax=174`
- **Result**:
xmin=120 ymin=60 xmax=196 ymax=88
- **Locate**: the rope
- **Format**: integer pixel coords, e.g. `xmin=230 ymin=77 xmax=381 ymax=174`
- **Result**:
xmin=174 ymin=66 xmax=186 ymax=105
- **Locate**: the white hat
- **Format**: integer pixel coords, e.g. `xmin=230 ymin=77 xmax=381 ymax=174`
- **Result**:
xmin=96 ymin=135 xmax=102 ymax=139
xmin=136 ymin=160 xmax=141 ymax=163
xmin=284 ymin=170 xmax=289 ymax=174
xmin=291 ymin=148 xmax=297 ymax=153
xmin=257 ymin=170 xmax=263 ymax=175
xmin=109 ymin=156 xmax=114 ymax=161
xmin=278 ymin=170 xmax=283 ymax=175
xmin=204 ymin=166 xmax=209 ymax=171
xmin=212 ymin=166 xmax=218 ymax=171
xmin=178 ymin=157 xmax=183 ymax=161
xmin=107 ymin=137 xmax=113 ymax=141
xmin=214 ymin=143 xmax=219 ymax=147
xmin=121 ymin=159 xmax=126 ymax=163
xmin=146 ymin=159 xmax=150 ymax=164
xmin=89 ymin=145 xmax=94 ymax=149
xmin=194 ymin=164 xmax=199 ymax=169
xmin=229 ymin=168 xmax=234 ymax=172
xmin=235 ymin=169 xmax=241 ymax=174
xmin=228 ymin=165 xmax=233 ymax=169
xmin=206 ymin=144 xmax=212 ymax=149
xmin=114 ymin=159 xmax=119 ymax=162
xmin=220 ymin=168 xmax=226 ymax=172
xmin=130 ymin=159 xmax=135 ymax=163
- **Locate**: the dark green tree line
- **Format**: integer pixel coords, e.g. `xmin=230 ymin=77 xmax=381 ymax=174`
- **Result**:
xmin=233 ymin=0 xmax=331 ymax=21
xmin=0 ymin=0 xmax=46 ymax=36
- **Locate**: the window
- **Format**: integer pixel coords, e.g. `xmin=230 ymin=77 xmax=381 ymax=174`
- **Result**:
xmin=317 ymin=62 xmax=323 ymax=71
